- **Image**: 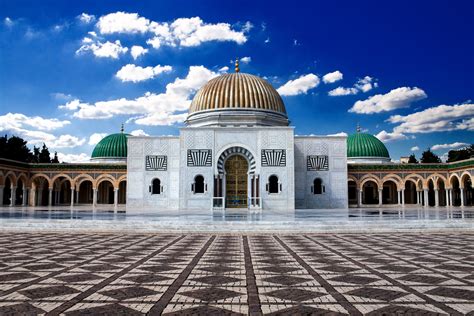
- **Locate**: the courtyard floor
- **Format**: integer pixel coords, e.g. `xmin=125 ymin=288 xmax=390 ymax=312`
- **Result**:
xmin=0 ymin=232 xmax=473 ymax=315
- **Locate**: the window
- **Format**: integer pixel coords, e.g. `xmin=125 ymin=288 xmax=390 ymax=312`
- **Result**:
xmin=151 ymin=178 xmax=161 ymax=194
xmin=193 ymin=175 xmax=205 ymax=194
xmin=267 ymin=175 xmax=280 ymax=194
xmin=313 ymin=178 xmax=325 ymax=195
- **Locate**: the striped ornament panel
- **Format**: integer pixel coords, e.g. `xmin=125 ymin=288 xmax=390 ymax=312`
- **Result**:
xmin=261 ymin=149 xmax=286 ymax=167
xmin=145 ymin=155 xmax=167 ymax=171
xmin=187 ymin=149 xmax=212 ymax=167
xmin=307 ymin=155 xmax=329 ymax=171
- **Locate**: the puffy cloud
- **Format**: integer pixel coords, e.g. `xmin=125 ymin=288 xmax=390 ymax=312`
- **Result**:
xmin=328 ymin=87 xmax=358 ymax=96
xmin=241 ymin=21 xmax=253 ymax=33
xmin=277 ymin=74 xmax=320 ymax=96
xmin=115 ymin=64 xmax=172 ymax=83
xmin=349 ymin=87 xmax=427 ymax=114
xmin=355 ymin=76 xmax=378 ymax=92
xmin=88 ymin=133 xmax=107 ymax=145
xmin=60 ymin=66 xmax=218 ymax=125
xmin=410 ymin=146 xmax=420 ymax=151
xmin=240 ymin=56 xmax=251 ymax=64
xmin=0 ymin=113 xmax=70 ymax=131
xmin=130 ymin=129 xmax=149 ymax=136
xmin=130 ymin=45 xmax=148 ymax=59
xmin=388 ymin=103 xmax=474 ymax=134
xmin=94 ymin=13 xmax=247 ymax=48
xmin=50 ymin=135 xmax=86 ymax=148
xmin=375 ymin=130 xmax=408 ymax=143
xmin=431 ymin=142 xmax=469 ymax=151
xmin=56 ymin=152 xmax=90 ymax=163
xmin=76 ymin=39 xmax=128 ymax=59
xmin=218 ymin=66 xmax=229 ymax=73
xmin=78 ymin=13 xmax=95 ymax=24
xmin=322 ymin=70 xmax=343 ymax=84
xmin=51 ymin=92 xmax=73 ymax=101
xmin=97 ymin=12 xmax=150 ymax=34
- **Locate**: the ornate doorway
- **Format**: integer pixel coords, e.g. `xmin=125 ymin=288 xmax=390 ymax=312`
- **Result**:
xmin=225 ymin=155 xmax=248 ymax=208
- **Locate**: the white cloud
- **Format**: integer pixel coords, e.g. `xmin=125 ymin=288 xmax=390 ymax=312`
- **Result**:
xmin=76 ymin=39 xmax=128 ymax=59
xmin=115 ymin=64 xmax=172 ymax=83
xmin=410 ymin=146 xmax=420 ymax=151
xmin=349 ymin=87 xmax=427 ymax=114
xmin=277 ymin=74 xmax=320 ymax=96
xmin=50 ymin=135 xmax=86 ymax=148
xmin=240 ymin=56 xmax=251 ymax=64
xmin=322 ymin=70 xmax=343 ymax=84
xmin=51 ymin=92 xmax=73 ymax=101
xmin=0 ymin=113 xmax=70 ymax=131
xmin=78 ymin=13 xmax=95 ymax=24
xmin=130 ymin=45 xmax=148 ymax=60
xmin=328 ymin=87 xmax=358 ymax=96
xmin=60 ymin=66 xmax=218 ymax=125
xmin=130 ymin=129 xmax=149 ymax=136
xmin=97 ymin=12 xmax=150 ymax=34
xmin=88 ymin=133 xmax=107 ymax=145
xmin=95 ymin=13 xmax=247 ymax=49
xmin=376 ymin=130 xmax=408 ymax=143
xmin=218 ymin=66 xmax=229 ymax=73
xmin=431 ymin=142 xmax=469 ymax=151
xmin=241 ymin=21 xmax=253 ymax=33
xmin=355 ymin=76 xmax=378 ymax=92
xmin=328 ymin=132 xmax=348 ymax=137
xmin=56 ymin=152 xmax=90 ymax=163
xmin=388 ymin=103 xmax=474 ymax=134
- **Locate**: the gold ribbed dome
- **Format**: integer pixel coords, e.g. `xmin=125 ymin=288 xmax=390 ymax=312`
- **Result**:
xmin=189 ymin=73 xmax=287 ymax=115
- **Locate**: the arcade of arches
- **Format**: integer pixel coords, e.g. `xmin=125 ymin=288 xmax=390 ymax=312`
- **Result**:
xmin=0 ymin=160 xmax=127 ymax=207
xmin=348 ymin=172 xmax=474 ymax=207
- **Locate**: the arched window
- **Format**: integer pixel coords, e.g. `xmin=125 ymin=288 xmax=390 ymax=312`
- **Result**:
xmin=313 ymin=178 xmax=324 ymax=194
xmin=151 ymin=178 xmax=161 ymax=195
xmin=193 ymin=175 xmax=205 ymax=194
xmin=268 ymin=175 xmax=280 ymax=194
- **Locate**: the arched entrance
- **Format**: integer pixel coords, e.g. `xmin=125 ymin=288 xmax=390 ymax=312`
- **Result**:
xmin=31 ymin=176 xmax=50 ymax=206
xmin=451 ymin=177 xmax=461 ymax=206
xmin=362 ymin=180 xmax=379 ymax=204
xmin=427 ymin=179 xmax=435 ymax=207
xmin=118 ymin=180 xmax=127 ymax=204
xmin=438 ymin=179 xmax=446 ymax=206
xmin=225 ymin=155 xmax=248 ymax=208
xmin=97 ymin=180 xmax=114 ymax=204
xmin=404 ymin=180 xmax=417 ymax=204
xmin=382 ymin=180 xmax=398 ymax=204
xmin=348 ymin=180 xmax=357 ymax=205
xmin=78 ymin=180 xmax=93 ymax=204
xmin=462 ymin=175 xmax=473 ymax=206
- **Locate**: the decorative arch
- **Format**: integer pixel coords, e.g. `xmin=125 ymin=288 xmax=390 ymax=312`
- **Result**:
xmin=426 ymin=173 xmax=448 ymax=190
xmin=16 ymin=173 xmax=29 ymax=188
xmin=73 ymin=174 xmax=95 ymax=190
xmin=359 ymin=174 xmax=382 ymax=188
xmin=460 ymin=172 xmax=473 ymax=188
xmin=51 ymin=174 xmax=74 ymax=187
xmin=4 ymin=171 xmax=18 ymax=187
xmin=217 ymin=146 xmax=256 ymax=175
xmin=448 ymin=173 xmax=461 ymax=188
xmin=95 ymin=174 xmax=117 ymax=189
xmin=30 ymin=173 xmax=52 ymax=188
xmin=382 ymin=174 xmax=403 ymax=190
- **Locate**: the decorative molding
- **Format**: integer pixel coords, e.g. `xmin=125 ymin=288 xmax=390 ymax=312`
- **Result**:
xmin=217 ymin=146 xmax=256 ymax=174
xmin=145 ymin=155 xmax=167 ymax=171
xmin=187 ymin=149 xmax=212 ymax=167
xmin=307 ymin=155 xmax=329 ymax=171
xmin=261 ymin=149 xmax=286 ymax=167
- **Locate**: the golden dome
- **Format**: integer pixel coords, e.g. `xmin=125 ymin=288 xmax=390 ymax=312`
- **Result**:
xmin=189 ymin=73 xmax=287 ymax=115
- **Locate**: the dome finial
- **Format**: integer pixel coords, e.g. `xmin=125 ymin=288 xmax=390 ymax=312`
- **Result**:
xmin=235 ymin=58 xmax=240 ymax=73
xmin=120 ymin=123 xmax=124 ymax=133
xmin=356 ymin=122 xmax=361 ymax=133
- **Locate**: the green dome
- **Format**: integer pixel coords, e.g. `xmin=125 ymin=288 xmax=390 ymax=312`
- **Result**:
xmin=91 ymin=133 xmax=130 ymax=159
xmin=347 ymin=133 xmax=390 ymax=158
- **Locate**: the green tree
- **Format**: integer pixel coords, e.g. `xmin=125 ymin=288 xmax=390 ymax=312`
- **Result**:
xmin=51 ymin=151 xmax=60 ymax=163
xmin=0 ymin=135 xmax=33 ymax=162
xmin=420 ymin=148 xmax=441 ymax=163
xmin=446 ymin=144 xmax=473 ymax=162
xmin=408 ymin=154 xmax=418 ymax=163
xmin=38 ymin=143 xmax=51 ymax=163
xmin=31 ymin=146 xmax=40 ymax=163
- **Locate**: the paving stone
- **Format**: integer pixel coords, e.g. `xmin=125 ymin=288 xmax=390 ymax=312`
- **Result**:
xmin=265 ymin=288 xmax=326 ymax=302
xmin=100 ymin=286 xmax=159 ymax=300
xmin=180 ymin=287 xmax=242 ymax=301
xmin=20 ymin=285 xmax=80 ymax=299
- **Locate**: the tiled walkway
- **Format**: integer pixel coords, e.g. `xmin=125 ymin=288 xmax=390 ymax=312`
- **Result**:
xmin=0 ymin=232 xmax=473 ymax=315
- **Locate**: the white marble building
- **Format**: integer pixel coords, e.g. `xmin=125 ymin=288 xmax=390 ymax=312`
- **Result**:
xmin=127 ymin=66 xmax=348 ymax=210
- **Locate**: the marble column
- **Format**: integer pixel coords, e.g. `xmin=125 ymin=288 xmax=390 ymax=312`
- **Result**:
xmin=397 ymin=190 xmax=402 ymax=205
xmin=114 ymin=188 xmax=118 ymax=207
xmin=358 ymin=189 xmax=363 ymax=207
xmin=70 ymin=188 xmax=75 ymax=207
xmin=434 ymin=189 xmax=439 ymax=207
xmin=378 ymin=189 xmax=383 ymax=206
xmin=460 ymin=188 xmax=465 ymax=206
xmin=445 ymin=189 xmax=450 ymax=207
xmin=401 ymin=189 xmax=405 ymax=205
xmin=29 ymin=188 xmax=35 ymax=206
xmin=22 ymin=187 xmax=27 ymax=206
xmin=75 ymin=190 xmax=79 ymax=204
xmin=0 ymin=185 xmax=4 ymax=206
xmin=10 ymin=186 xmax=16 ymax=206
xmin=48 ymin=188 xmax=53 ymax=206
xmin=423 ymin=189 xmax=429 ymax=207
xmin=92 ymin=188 xmax=97 ymax=206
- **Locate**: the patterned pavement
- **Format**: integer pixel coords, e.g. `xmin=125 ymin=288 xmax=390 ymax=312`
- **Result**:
xmin=0 ymin=232 xmax=473 ymax=315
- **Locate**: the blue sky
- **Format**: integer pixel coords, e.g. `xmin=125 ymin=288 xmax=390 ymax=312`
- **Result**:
xmin=0 ymin=0 xmax=473 ymax=162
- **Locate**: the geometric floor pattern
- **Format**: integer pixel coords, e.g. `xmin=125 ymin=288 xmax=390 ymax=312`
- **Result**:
xmin=0 ymin=232 xmax=473 ymax=315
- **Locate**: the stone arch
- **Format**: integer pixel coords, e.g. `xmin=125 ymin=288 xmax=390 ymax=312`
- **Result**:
xmin=217 ymin=146 xmax=256 ymax=175
xmin=404 ymin=178 xmax=418 ymax=204
xmin=361 ymin=179 xmax=379 ymax=205
xmin=51 ymin=174 xmax=74 ymax=188
xmin=4 ymin=171 xmax=17 ymax=187
xmin=382 ymin=174 xmax=403 ymax=190
xmin=360 ymin=174 xmax=382 ymax=189
xmin=461 ymin=172 xmax=473 ymax=206
xmin=460 ymin=172 xmax=473 ymax=188
xmin=29 ymin=174 xmax=51 ymax=206
xmin=448 ymin=174 xmax=461 ymax=188
xmin=426 ymin=173 xmax=448 ymax=190
xmin=96 ymin=174 xmax=117 ymax=189
xmin=74 ymin=174 xmax=95 ymax=190
xmin=30 ymin=173 xmax=52 ymax=189
xmin=382 ymin=179 xmax=399 ymax=204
